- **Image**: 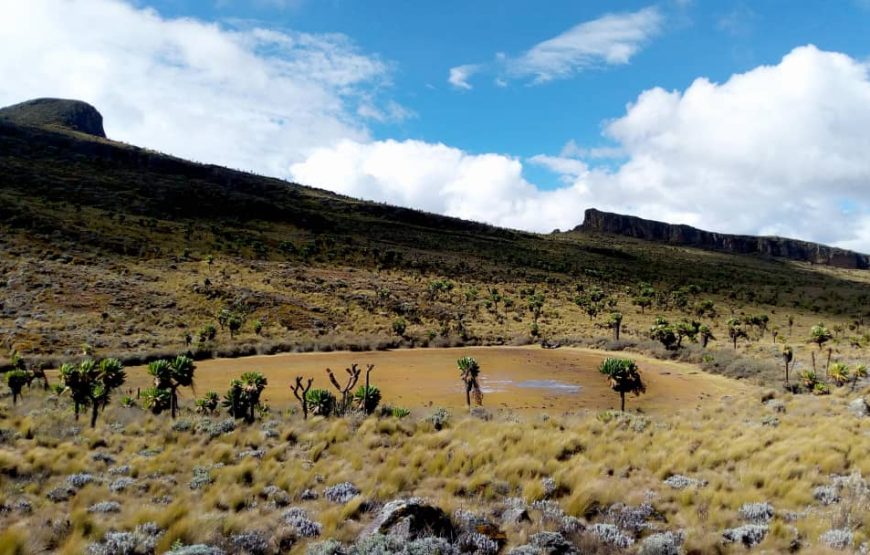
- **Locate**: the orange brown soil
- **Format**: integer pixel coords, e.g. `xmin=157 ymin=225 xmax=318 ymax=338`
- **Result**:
xmin=123 ymin=346 xmax=750 ymax=413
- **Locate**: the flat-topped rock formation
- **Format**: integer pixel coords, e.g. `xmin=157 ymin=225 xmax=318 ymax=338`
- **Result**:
xmin=0 ymin=98 xmax=106 ymax=138
xmin=577 ymin=208 xmax=869 ymax=269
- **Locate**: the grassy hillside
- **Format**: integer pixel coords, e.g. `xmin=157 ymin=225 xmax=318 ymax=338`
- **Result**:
xmin=4 ymin=105 xmax=870 ymax=554
xmin=1 ymin=117 xmax=869 ymax=376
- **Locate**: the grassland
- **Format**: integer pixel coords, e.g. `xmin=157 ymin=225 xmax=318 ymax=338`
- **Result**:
xmin=3 ymin=114 xmax=870 ymax=554
xmin=2 ymin=372 xmax=870 ymax=554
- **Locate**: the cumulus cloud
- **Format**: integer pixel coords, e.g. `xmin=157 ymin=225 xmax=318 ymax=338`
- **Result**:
xmin=0 ymin=0 xmax=396 ymax=176
xmin=292 ymin=46 xmax=870 ymax=251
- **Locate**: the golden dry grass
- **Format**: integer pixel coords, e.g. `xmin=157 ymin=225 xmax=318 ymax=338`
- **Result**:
xmin=3 ymin=364 xmax=870 ymax=553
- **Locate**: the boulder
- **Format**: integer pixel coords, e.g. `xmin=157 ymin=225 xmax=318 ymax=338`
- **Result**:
xmin=365 ymin=498 xmax=455 ymax=541
xmin=848 ymin=398 xmax=869 ymax=417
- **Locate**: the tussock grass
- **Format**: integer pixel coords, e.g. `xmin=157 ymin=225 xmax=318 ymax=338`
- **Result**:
xmin=3 ymin=366 xmax=870 ymax=553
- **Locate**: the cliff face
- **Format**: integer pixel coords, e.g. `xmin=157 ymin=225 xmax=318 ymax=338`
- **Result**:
xmin=577 ymin=208 xmax=869 ymax=270
xmin=0 ymin=98 xmax=106 ymax=138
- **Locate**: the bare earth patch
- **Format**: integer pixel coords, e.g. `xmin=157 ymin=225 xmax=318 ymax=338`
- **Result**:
xmin=123 ymin=346 xmax=749 ymax=413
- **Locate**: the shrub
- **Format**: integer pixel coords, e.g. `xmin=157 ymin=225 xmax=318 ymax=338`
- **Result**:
xmin=722 ymin=525 xmax=768 ymax=547
xmin=428 ymin=408 xmax=450 ymax=430
xmin=739 ymin=502 xmax=774 ymax=523
xmin=820 ymin=529 xmax=853 ymax=550
xmin=305 ymin=389 xmax=336 ymax=417
xmin=353 ymin=385 xmax=381 ymax=414
xmin=323 ymin=482 xmax=360 ymax=504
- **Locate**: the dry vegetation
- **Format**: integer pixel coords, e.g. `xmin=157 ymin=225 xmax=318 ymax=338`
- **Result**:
xmin=4 ymin=113 xmax=870 ymax=554
xmin=3 ymin=373 xmax=870 ymax=554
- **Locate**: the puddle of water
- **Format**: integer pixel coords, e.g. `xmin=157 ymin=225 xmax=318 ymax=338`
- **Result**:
xmin=515 ymin=380 xmax=582 ymax=393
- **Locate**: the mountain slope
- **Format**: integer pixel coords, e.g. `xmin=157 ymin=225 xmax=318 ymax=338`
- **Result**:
xmin=1 ymin=99 xmax=869 ymax=363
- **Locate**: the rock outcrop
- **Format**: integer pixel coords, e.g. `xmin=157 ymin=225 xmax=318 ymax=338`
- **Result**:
xmin=577 ymin=208 xmax=869 ymax=269
xmin=0 ymin=98 xmax=106 ymax=138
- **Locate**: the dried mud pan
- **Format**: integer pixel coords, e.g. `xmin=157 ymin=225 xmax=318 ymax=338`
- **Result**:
xmin=125 ymin=346 xmax=750 ymax=413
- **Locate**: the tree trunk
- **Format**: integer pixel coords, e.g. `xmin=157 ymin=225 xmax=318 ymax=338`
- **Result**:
xmin=620 ymin=391 xmax=626 ymax=412
xmin=614 ymin=324 xmax=620 ymax=341
xmin=702 ymin=336 xmax=709 ymax=348
xmin=90 ymin=403 xmax=99 ymax=428
xmin=732 ymin=337 xmax=737 ymax=349
xmin=364 ymin=372 xmax=370 ymax=416
xmin=465 ymin=384 xmax=471 ymax=409
xmin=170 ymin=389 xmax=178 ymax=419
xmin=825 ymin=349 xmax=832 ymax=378
xmin=12 ymin=392 xmax=18 ymax=406
xmin=302 ymin=401 xmax=308 ymax=420
xmin=248 ymin=402 xmax=255 ymax=424
xmin=74 ymin=402 xmax=80 ymax=421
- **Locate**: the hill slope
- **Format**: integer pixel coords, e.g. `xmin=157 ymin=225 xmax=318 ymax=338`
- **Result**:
xmin=1 ymin=99 xmax=869 ymax=364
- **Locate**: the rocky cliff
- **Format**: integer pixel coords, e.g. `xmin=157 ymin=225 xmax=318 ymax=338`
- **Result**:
xmin=577 ymin=208 xmax=869 ymax=269
xmin=0 ymin=98 xmax=106 ymax=138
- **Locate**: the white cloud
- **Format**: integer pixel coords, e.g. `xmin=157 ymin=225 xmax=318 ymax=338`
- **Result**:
xmin=528 ymin=155 xmax=588 ymax=183
xmin=448 ymin=7 xmax=663 ymax=88
xmin=448 ymin=64 xmax=479 ymax=90
xmin=292 ymin=46 xmax=870 ymax=252
xmin=506 ymin=7 xmax=663 ymax=83
xmin=0 ymin=0 xmax=397 ymax=177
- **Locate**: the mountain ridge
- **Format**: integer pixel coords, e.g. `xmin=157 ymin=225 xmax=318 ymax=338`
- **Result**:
xmin=577 ymin=208 xmax=869 ymax=270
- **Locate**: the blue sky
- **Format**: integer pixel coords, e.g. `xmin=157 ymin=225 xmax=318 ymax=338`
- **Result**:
xmin=140 ymin=0 xmax=870 ymax=187
xmin=4 ymin=1 xmax=870 ymax=250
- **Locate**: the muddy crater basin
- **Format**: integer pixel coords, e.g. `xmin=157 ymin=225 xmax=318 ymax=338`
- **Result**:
xmin=125 ymin=346 xmax=745 ymax=413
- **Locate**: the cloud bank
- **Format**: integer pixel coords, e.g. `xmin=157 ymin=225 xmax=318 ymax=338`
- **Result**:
xmin=297 ymin=46 xmax=870 ymax=252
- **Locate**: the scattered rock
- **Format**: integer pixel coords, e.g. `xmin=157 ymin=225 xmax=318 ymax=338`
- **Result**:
xmin=848 ymin=398 xmax=869 ymax=417
xmin=764 ymin=399 xmax=786 ymax=413
xmin=501 ymin=504 xmax=532 ymax=526
xmin=365 ymin=498 xmax=455 ymax=541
